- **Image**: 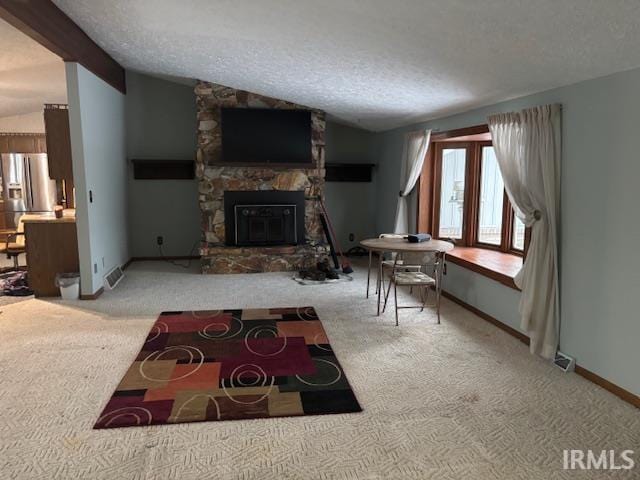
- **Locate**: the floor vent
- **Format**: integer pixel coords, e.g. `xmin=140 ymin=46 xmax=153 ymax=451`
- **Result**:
xmin=104 ymin=266 xmax=124 ymax=290
xmin=554 ymin=351 xmax=575 ymax=373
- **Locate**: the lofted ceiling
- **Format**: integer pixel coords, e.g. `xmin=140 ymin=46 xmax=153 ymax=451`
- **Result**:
xmin=0 ymin=19 xmax=67 ymax=119
xmin=51 ymin=0 xmax=640 ymax=131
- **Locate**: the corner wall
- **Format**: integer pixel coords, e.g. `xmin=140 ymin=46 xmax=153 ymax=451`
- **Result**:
xmin=66 ymin=62 xmax=129 ymax=295
xmin=373 ymin=67 xmax=640 ymax=396
xmin=125 ymin=72 xmax=200 ymax=257
xmin=323 ymin=121 xmax=377 ymax=250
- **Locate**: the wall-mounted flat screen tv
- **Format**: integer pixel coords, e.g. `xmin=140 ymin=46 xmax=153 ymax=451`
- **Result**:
xmin=221 ymin=108 xmax=312 ymax=165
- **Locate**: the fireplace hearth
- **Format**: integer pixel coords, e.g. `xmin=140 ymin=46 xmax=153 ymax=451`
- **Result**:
xmin=224 ymin=191 xmax=305 ymax=247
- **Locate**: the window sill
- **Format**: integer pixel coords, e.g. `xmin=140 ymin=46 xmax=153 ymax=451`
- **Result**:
xmin=446 ymin=247 xmax=522 ymax=290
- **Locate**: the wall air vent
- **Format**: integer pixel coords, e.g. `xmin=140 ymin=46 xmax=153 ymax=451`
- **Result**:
xmin=104 ymin=266 xmax=124 ymax=290
xmin=554 ymin=351 xmax=576 ymax=373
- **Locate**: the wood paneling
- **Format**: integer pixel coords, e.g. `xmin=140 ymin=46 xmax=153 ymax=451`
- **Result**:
xmin=10 ymin=135 xmax=37 ymax=153
xmin=44 ymin=105 xmax=73 ymax=180
xmin=431 ymin=124 xmax=490 ymax=141
xmin=417 ymin=146 xmax=434 ymax=233
xmin=0 ymin=133 xmax=47 ymax=153
xmin=447 ymin=246 xmax=522 ymax=289
xmin=0 ymin=0 xmax=126 ymax=94
xmin=35 ymin=134 xmax=47 ymax=152
xmin=24 ymin=221 xmax=79 ymax=297
xmin=325 ymin=163 xmax=375 ymax=182
xmin=62 ymin=178 xmax=75 ymax=208
xmin=132 ymin=159 xmax=195 ymax=180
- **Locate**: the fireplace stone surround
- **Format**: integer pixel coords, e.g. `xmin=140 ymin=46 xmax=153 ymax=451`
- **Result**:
xmin=195 ymin=81 xmax=327 ymax=273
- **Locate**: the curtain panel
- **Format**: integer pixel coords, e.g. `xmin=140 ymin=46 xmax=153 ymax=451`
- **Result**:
xmin=487 ymin=104 xmax=561 ymax=359
xmin=393 ymin=129 xmax=431 ymax=234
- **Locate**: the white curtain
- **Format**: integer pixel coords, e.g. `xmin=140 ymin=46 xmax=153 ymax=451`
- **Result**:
xmin=393 ymin=129 xmax=431 ymax=233
xmin=487 ymin=104 xmax=561 ymax=359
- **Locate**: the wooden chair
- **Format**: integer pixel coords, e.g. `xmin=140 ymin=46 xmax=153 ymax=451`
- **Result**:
xmin=382 ymin=251 xmax=444 ymax=326
xmin=0 ymin=216 xmax=26 ymax=270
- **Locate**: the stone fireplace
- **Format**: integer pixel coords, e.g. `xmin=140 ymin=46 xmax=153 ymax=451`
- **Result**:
xmin=195 ymin=81 xmax=327 ymax=273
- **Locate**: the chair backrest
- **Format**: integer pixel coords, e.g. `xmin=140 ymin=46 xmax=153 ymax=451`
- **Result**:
xmin=15 ymin=215 xmax=26 ymax=247
xmin=402 ymin=251 xmax=437 ymax=269
xmin=378 ymin=233 xmax=405 ymax=259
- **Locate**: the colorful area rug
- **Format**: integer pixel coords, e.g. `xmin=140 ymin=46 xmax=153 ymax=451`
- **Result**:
xmin=95 ymin=307 xmax=361 ymax=428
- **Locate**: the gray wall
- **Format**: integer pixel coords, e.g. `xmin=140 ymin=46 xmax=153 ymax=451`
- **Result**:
xmin=66 ymin=63 xmax=129 ymax=295
xmin=125 ymin=72 xmax=200 ymax=257
xmin=373 ymin=67 xmax=640 ymax=396
xmin=124 ymin=83 xmax=375 ymax=258
xmin=324 ymin=121 xmax=377 ymax=250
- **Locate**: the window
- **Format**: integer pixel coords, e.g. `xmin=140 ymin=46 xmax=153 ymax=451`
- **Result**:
xmin=438 ymin=147 xmax=467 ymax=239
xmin=512 ymin=215 xmax=526 ymax=251
xmin=422 ymin=127 xmax=530 ymax=257
xmin=477 ymin=146 xmax=504 ymax=245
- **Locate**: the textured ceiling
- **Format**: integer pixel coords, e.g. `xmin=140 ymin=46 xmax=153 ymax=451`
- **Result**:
xmin=0 ymin=19 xmax=67 ymax=119
xmin=52 ymin=0 xmax=640 ymax=131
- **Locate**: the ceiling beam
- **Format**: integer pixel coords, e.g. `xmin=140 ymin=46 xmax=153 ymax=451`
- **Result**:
xmin=0 ymin=0 xmax=126 ymax=94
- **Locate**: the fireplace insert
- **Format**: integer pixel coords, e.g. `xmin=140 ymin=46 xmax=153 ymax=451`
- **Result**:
xmin=224 ymin=191 xmax=305 ymax=246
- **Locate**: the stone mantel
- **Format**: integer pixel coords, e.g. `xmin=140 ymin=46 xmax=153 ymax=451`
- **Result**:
xmin=195 ymin=81 xmax=327 ymax=273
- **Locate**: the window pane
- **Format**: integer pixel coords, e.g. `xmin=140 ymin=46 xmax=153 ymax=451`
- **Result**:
xmin=438 ymin=148 xmax=466 ymax=239
xmin=513 ymin=215 xmax=525 ymax=250
xmin=478 ymin=146 xmax=504 ymax=245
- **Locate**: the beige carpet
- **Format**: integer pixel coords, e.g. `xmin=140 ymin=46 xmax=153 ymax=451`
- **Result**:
xmin=0 ymin=260 xmax=637 ymax=479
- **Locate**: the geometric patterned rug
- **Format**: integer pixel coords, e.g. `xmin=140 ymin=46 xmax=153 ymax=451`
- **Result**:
xmin=95 ymin=306 xmax=361 ymax=428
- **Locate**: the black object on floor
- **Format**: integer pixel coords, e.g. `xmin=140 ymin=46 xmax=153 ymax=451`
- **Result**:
xmin=346 ymin=246 xmax=369 ymax=257
xmin=318 ymin=200 xmax=354 ymax=274
xmin=320 ymin=213 xmax=340 ymax=270
xmin=0 ymin=271 xmax=34 ymax=297
xmin=299 ymin=258 xmax=341 ymax=282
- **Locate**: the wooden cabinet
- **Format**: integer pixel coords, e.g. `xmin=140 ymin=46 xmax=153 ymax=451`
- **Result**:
xmin=0 ymin=133 xmax=47 ymax=153
xmin=35 ymin=135 xmax=48 ymax=153
xmin=24 ymin=218 xmax=79 ymax=297
xmin=43 ymin=104 xmax=73 ymax=180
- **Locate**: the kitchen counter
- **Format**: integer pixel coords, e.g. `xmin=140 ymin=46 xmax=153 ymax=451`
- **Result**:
xmin=21 ymin=209 xmax=76 ymax=224
xmin=23 ymin=209 xmax=79 ymax=297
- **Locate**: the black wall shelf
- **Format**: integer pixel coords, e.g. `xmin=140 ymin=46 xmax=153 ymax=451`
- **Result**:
xmin=132 ymin=159 xmax=195 ymax=180
xmin=325 ymin=163 xmax=375 ymax=182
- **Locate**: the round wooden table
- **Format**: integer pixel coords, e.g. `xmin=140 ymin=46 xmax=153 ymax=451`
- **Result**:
xmin=360 ymin=237 xmax=454 ymax=316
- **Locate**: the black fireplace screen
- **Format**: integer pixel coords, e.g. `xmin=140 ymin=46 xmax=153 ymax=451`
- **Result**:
xmin=235 ymin=204 xmax=297 ymax=245
xmin=224 ymin=191 xmax=305 ymax=246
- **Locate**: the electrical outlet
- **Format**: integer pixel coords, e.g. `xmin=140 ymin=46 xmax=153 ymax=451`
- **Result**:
xmin=157 ymin=236 xmax=164 ymax=246
xmin=94 ymin=263 xmax=98 ymax=274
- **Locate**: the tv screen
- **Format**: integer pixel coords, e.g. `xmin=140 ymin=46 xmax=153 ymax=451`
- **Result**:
xmin=221 ymin=108 xmax=312 ymax=165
